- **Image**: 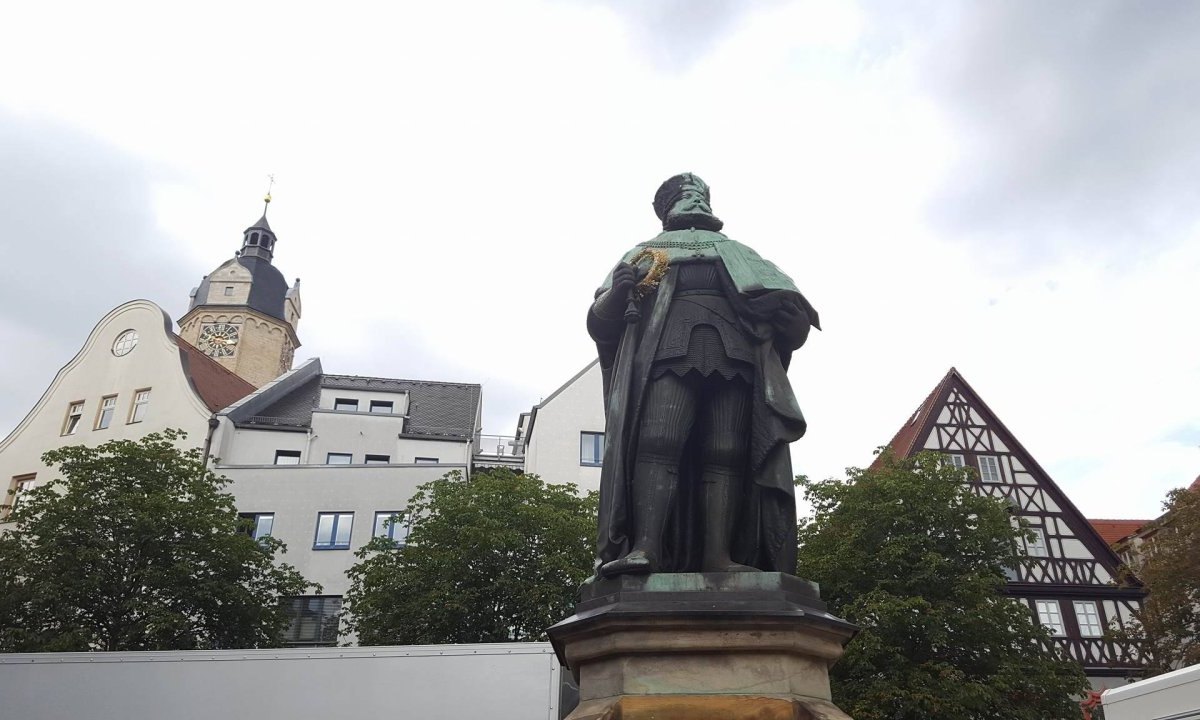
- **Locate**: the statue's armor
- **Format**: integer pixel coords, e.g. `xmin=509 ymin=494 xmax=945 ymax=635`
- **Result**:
xmin=652 ymin=260 xmax=753 ymax=383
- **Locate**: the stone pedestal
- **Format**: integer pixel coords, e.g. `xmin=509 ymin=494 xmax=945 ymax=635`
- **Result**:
xmin=548 ymin=573 xmax=857 ymax=720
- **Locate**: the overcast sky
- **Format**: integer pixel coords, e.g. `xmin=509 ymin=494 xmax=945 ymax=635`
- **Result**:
xmin=2 ymin=1 xmax=1196 ymax=520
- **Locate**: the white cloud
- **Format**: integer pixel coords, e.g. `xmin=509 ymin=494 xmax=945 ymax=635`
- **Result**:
xmin=1 ymin=0 xmax=1195 ymax=519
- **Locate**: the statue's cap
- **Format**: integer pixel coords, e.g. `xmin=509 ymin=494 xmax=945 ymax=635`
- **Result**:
xmin=653 ymin=173 xmax=710 ymax=222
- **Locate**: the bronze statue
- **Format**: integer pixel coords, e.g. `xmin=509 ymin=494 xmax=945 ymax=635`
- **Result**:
xmin=588 ymin=173 xmax=819 ymax=577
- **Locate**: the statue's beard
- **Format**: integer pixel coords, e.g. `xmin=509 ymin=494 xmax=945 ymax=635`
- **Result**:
xmin=664 ymin=211 xmax=724 ymax=232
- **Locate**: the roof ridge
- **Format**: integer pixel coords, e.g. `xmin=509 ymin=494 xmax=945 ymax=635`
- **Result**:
xmin=322 ymin=373 xmax=480 ymax=387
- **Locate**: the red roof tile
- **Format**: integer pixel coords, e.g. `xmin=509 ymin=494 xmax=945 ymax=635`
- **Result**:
xmin=175 ymin=337 xmax=257 ymax=411
xmin=871 ymin=368 xmax=959 ymax=469
xmin=1088 ymin=519 xmax=1151 ymax=547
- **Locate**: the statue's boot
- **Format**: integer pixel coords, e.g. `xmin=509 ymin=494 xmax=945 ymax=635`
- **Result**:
xmin=601 ymin=459 xmax=675 ymax=576
xmin=702 ymin=467 xmax=755 ymax=573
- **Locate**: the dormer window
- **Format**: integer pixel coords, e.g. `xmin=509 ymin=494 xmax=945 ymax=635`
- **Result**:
xmin=334 ymin=398 xmax=358 ymax=412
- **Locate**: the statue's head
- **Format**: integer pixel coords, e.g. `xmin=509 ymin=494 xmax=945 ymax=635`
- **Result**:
xmin=653 ymin=173 xmax=724 ymax=232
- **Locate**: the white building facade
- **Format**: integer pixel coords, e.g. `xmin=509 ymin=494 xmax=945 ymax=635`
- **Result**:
xmin=211 ymin=357 xmax=483 ymax=645
xmin=0 ymin=299 xmax=255 ymax=521
xmin=521 ymin=360 xmax=605 ymax=494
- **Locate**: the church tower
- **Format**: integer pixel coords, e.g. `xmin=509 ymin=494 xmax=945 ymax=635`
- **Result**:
xmin=178 ymin=194 xmax=301 ymax=387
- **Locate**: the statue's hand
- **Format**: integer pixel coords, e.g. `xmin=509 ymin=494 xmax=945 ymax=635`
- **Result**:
xmin=611 ymin=262 xmax=646 ymax=295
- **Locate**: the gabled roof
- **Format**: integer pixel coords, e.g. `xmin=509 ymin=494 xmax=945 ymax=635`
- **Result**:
xmin=874 ymin=367 xmax=959 ymax=467
xmin=875 ymin=367 xmax=1141 ymax=590
xmin=175 ymin=337 xmax=257 ymax=411
xmin=223 ymin=361 xmax=482 ymax=439
xmin=1088 ymin=519 xmax=1151 ymax=547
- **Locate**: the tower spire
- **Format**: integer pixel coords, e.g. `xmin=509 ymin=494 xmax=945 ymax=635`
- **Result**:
xmin=240 ymin=176 xmax=278 ymax=263
xmin=263 ymin=174 xmax=274 ymax=216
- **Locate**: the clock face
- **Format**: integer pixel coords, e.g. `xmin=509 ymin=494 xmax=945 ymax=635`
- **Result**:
xmin=198 ymin=323 xmax=241 ymax=358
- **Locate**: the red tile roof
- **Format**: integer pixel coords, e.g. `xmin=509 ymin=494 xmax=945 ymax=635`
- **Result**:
xmin=871 ymin=367 xmax=959 ymax=468
xmin=1088 ymin=519 xmax=1151 ymax=547
xmin=175 ymin=337 xmax=257 ymax=411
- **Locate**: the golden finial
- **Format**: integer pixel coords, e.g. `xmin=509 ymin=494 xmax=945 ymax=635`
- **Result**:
xmin=264 ymin=174 xmax=275 ymax=206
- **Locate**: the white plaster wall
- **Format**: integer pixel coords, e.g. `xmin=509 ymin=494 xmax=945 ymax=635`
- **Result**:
xmin=0 ymin=301 xmax=213 ymax=499
xmin=524 ymin=362 xmax=605 ymax=494
xmin=217 ymin=427 xmax=308 ymax=465
xmin=214 ymin=422 xmax=470 ymax=467
xmin=219 ymin=463 xmax=463 ymax=597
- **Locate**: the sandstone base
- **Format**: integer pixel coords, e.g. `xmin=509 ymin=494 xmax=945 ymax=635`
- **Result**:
xmin=548 ymin=573 xmax=857 ymax=720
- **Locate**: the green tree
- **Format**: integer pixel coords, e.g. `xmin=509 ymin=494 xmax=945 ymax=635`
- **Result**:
xmin=0 ymin=430 xmax=314 ymax=651
xmin=1109 ymin=485 xmax=1200 ymax=676
xmin=796 ymin=451 xmax=1087 ymax=720
xmin=343 ymin=467 xmax=596 ymax=645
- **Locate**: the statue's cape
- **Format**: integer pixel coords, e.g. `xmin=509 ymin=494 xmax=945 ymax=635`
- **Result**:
xmin=592 ymin=231 xmax=811 ymax=576
xmin=599 ymin=229 xmax=821 ymax=329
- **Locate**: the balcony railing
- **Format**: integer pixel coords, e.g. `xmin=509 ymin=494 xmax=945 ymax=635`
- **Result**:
xmin=474 ymin=435 xmax=523 ymax=458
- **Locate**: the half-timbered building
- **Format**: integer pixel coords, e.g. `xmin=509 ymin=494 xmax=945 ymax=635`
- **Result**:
xmin=878 ymin=368 xmax=1146 ymax=691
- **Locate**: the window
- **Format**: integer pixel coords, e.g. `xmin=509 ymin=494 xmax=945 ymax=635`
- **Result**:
xmin=945 ymin=454 xmax=965 ymax=468
xmin=223 ymin=286 xmax=234 ymax=296
xmin=978 ymin=455 xmax=1002 ymax=483
xmin=3 ymin=474 xmax=35 ymax=521
xmin=1073 ymin=601 xmax=1104 ymax=638
xmin=414 ymin=457 xmax=439 ymax=464
xmin=282 ymin=596 xmax=342 ymax=646
xmin=369 ymin=400 xmax=393 ymax=414
xmin=239 ymin=512 xmax=275 ymax=541
xmin=1035 ymin=600 xmax=1066 ymax=636
xmin=62 ymin=401 xmax=85 ymax=436
xmin=373 ymin=512 xmax=410 ymax=546
xmin=274 ymin=450 xmax=301 ymax=465
xmin=95 ymin=395 xmax=117 ymax=430
xmin=333 ymin=398 xmax=358 ymax=412
xmin=128 ymin=389 xmax=151 ymax=423
xmin=580 ymin=432 xmax=605 ymax=466
xmin=1025 ymin=527 xmax=1048 ymax=557
xmin=314 ymin=512 xmax=353 ymax=549
xmin=111 ymin=330 xmax=139 ymax=356
xmin=364 ymin=454 xmax=390 ymax=464
xmin=326 ymin=453 xmax=353 ymax=465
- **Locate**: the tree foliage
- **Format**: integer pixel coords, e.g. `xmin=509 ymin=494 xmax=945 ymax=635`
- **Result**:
xmin=796 ymin=451 xmax=1087 ymax=720
xmin=1109 ymin=485 xmax=1200 ymax=676
xmin=343 ymin=467 xmax=596 ymax=645
xmin=0 ymin=430 xmax=314 ymax=651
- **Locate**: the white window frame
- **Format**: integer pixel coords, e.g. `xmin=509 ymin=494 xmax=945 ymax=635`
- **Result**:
xmin=1073 ymin=601 xmax=1104 ymax=638
xmin=1025 ymin=527 xmax=1048 ymax=557
xmin=1035 ymin=600 xmax=1066 ymax=636
xmin=62 ymin=401 xmax=85 ymax=436
xmin=4 ymin=474 xmax=36 ymax=520
xmin=977 ymin=455 xmax=1002 ymax=483
xmin=95 ymin=395 xmax=117 ymax=430
xmin=326 ymin=453 xmax=353 ymax=465
xmin=945 ymin=454 xmax=965 ymax=468
xmin=128 ymin=389 xmax=151 ymax=424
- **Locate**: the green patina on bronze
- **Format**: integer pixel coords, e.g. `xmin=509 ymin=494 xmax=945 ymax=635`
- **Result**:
xmin=588 ymin=173 xmax=821 ymax=579
xmin=598 ymin=229 xmax=820 ymax=328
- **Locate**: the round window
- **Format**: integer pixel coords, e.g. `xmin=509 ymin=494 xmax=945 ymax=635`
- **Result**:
xmin=112 ymin=329 xmax=139 ymax=356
